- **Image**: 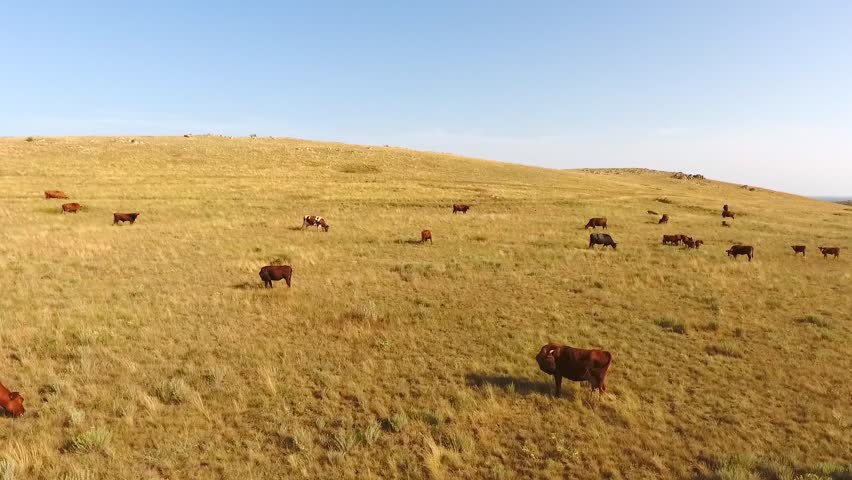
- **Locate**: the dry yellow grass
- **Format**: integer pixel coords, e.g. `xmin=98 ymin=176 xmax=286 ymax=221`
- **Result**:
xmin=0 ymin=136 xmax=850 ymax=479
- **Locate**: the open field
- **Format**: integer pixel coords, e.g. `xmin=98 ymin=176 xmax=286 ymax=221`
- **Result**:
xmin=1 ymin=136 xmax=850 ymax=479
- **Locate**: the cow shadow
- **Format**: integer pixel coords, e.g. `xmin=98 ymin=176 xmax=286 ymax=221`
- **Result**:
xmin=230 ymin=282 xmax=259 ymax=290
xmin=396 ymin=239 xmax=423 ymax=245
xmin=464 ymin=373 xmax=558 ymax=397
xmin=287 ymin=226 xmax=304 ymax=231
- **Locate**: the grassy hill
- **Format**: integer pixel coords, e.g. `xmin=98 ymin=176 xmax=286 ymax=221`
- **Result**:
xmin=1 ymin=136 xmax=850 ymax=480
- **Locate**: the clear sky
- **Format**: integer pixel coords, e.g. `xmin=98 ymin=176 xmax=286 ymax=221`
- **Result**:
xmin=2 ymin=1 xmax=850 ymax=196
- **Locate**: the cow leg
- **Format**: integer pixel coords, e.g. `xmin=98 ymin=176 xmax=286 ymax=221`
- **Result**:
xmin=553 ymin=375 xmax=562 ymax=397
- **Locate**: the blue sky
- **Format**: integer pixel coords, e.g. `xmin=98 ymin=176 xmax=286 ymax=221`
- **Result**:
xmin=1 ymin=1 xmax=850 ymax=196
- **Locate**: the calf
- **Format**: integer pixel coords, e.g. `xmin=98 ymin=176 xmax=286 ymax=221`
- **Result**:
xmin=0 ymin=381 xmax=25 ymax=417
xmin=113 ymin=213 xmax=140 ymax=225
xmin=302 ymin=215 xmax=329 ymax=231
xmin=61 ymin=203 xmax=81 ymax=213
xmin=536 ymin=343 xmax=612 ymax=396
xmin=452 ymin=204 xmax=470 ymax=214
xmin=658 ymin=214 xmax=669 ymax=224
xmin=259 ymin=265 xmax=293 ymax=288
xmin=421 ymin=229 xmax=432 ymax=244
xmin=791 ymin=245 xmax=806 ymax=256
xmin=818 ymin=247 xmax=840 ymax=259
xmin=684 ymin=238 xmax=704 ymax=249
xmin=44 ymin=190 xmax=69 ymax=199
xmin=727 ymin=245 xmax=754 ymax=261
xmin=584 ymin=217 xmax=607 ymax=229
xmin=589 ymin=233 xmax=617 ymax=249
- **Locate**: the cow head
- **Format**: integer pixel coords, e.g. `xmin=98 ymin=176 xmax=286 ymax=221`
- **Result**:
xmin=726 ymin=248 xmax=734 ymax=256
xmin=131 ymin=213 xmax=140 ymax=220
xmin=3 ymin=392 xmax=25 ymax=417
xmin=322 ymin=223 xmax=330 ymax=232
xmin=536 ymin=345 xmax=559 ymax=375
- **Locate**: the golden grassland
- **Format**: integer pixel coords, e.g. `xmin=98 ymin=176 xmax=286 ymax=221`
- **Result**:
xmin=0 ymin=136 xmax=850 ymax=480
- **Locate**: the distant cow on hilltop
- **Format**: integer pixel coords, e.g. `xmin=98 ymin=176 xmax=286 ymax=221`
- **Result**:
xmin=585 ymin=217 xmax=607 ymax=229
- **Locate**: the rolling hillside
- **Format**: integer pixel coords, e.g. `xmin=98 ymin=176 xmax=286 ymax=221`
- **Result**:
xmin=1 ymin=136 xmax=850 ymax=480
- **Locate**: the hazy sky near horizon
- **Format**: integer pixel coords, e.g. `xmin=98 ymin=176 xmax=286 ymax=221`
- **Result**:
xmin=2 ymin=1 xmax=850 ymax=196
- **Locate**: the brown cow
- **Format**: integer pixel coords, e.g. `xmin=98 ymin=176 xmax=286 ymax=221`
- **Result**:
xmin=45 ymin=190 xmax=69 ymax=199
xmin=259 ymin=265 xmax=293 ymax=288
xmin=791 ymin=245 xmax=806 ymax=256
xmin=61 ymin=203 xmax=81 ymax=213
xmin=0 ymin=381 xmax=25 ymax=417
xmin=722 ymin=210 xmax=736 ymax=219
xmin=818 ymin=247 xmax=840 ymax=259
xmin=684 ymin=238 xmax=704 ymax=249
xmin=658 ymin=214 xmax=669 ymax=224
xmin=113 ymin=213 xmax=140 ymax=225
xmin=302 ymin=215 xmax=329 ymax=231
xmin=421 ymin=229 xmax=432 ymax=244
xmin=727 ymin=245 xmax=754 ymax=261
xmin=662 ymin=234 xmax=683 ymax=246
xmin=452 ymin=204 xmax=470 ymax=214
xmin=584 ymin=217 xmax=607 ymax=229
xmin=536 ymin=343 xmax=612 ymax=396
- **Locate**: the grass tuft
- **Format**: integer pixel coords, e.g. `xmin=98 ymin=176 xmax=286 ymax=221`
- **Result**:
xmin=656 ymin=317 xmax=687 ymax=335
xmin=66 ymin=428 xmax=113 ymax=454
xmin=797 ymin=315 xmax=830 ymax=328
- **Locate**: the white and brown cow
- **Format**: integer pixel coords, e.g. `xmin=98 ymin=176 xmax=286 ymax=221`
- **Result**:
xmin=302 ymin=215 xmax=329 ymax=232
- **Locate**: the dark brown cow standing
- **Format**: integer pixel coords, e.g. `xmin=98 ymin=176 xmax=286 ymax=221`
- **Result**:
xmin=585 ymin=217 xmax=607 ymax=229
xmin=589 ymin=233 xmax=617 ymax=249
xmin=727 ymin=245 xmax=754 ymax=261
xmin=421 ymin=229 xmax=432 ymax=244
xmin=259 ymin=265 xmax=293 ymax=288
xmin=536 ymin=343 xmax=612 ymax=396
xmin=722 ymin=210 xmax=736 ymax=219
xmin=818 ymin=247 xmax=840 ymax=259
xmin=791 ymin=245 xmax=806 ymax=256
xmin=658 ymin=214 xmax=669 ymax=224
xmin=0 ymin=381 xmax=25 ymax=417
xmin=452 ymin=204 xmax=470 ymax=214
xmin=44 ymin=190 xmax=69 ymax=199
xmin=662 ymin=234 xmax=682 ymax=246
xmin=684 ymin=238 xmax=704 ymax=249
xmin=113 ymin=213 xmax=140 ymax=225
xmin=61 ymin=203 xmax=81 ymax=213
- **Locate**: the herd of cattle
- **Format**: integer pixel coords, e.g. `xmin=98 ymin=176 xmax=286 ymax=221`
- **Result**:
xmin=0 ymin=192 xmax=844 ymax=418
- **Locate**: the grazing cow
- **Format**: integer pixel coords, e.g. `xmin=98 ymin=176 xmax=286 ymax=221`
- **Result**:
xmin=727 ymin=245 xmax=754 ymax=261
xmin=647 ymin=210 xmax=659 ymax=215
xmin=302 ymin=215 xmax=329 ymax=231
xmin=0 ymin=381 xmax=24 ymax=417
xmin=113 ymin=213 xmax=140 ymax=225
xmin=452 ymin=204 xmax=470 ymax=214
xmin=536 ymin=343 xmax=612 ymax=396
xmin=818 ymin=247 xmax=840 ymax=259
xmin=421 ymin=229 xmax=432 ymax=244
xmin=722 ymin=210 xmax=736 ymax=219
xmin=61 ymin=203 xmax=81 ymax=214
xmin=589 ymin=233 xmax=617 ymax=249
xmin=584 ymin=217 xmax=608 ymax=229
xmin=44 ymin=190 xmax=69 ymax=199
xmin=259 ymin=265 xmax=293 ymax=288
xmin=662 ymin=234 xmax=683 ymax=246
xmin=658 ymin=214 xmax=669 ymax=224
xmin=791 ymin=245 xmax=806 ymax=256
xmin=684 ymin=238 xmax=704 ymax=249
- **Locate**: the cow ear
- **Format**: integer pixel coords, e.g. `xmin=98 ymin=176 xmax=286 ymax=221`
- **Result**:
xmin=9 ymin=392 xmax=20 ymax=400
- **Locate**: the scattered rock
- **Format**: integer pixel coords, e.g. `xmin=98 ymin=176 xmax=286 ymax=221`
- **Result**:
xmin=672 ymin=172 xmax=705 ymax=180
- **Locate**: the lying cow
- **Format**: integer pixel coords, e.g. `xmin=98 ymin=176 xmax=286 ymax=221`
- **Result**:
xmin=536 ymin=343 xmax=612 ymax=396
xmin=113 ymin=213 xmax=140 ymax=225
xmin=452 ymin=204 xmax=470 ymax=214
xmin=259 ymin=265 xmax=293 ymax=288
xmin=421 ymin=229 xmax=432 ymax=244
xmin=589 ymin=233 xmax=617 ymax=249
xmin=791 ymin=245 xmax=806 ymax=256
xmin=584 ymin=217 xmax=607 ymax=229
xmin=0 ymin=381 xmax=24 ymax=417
xmin=302 ymin=215 xmax=329 ymax=231
xmin=44 ymin=190 xmax=69 ymax=199
xmin=61 ymin=203 xmax=82 ymax=213
xmin=658 ymin=214 xmax=669 ymax=224
xmin=818 ymin=247 xmax=840 ymax=259
xmin=727 ymin=245 xmax=754 ymax=261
